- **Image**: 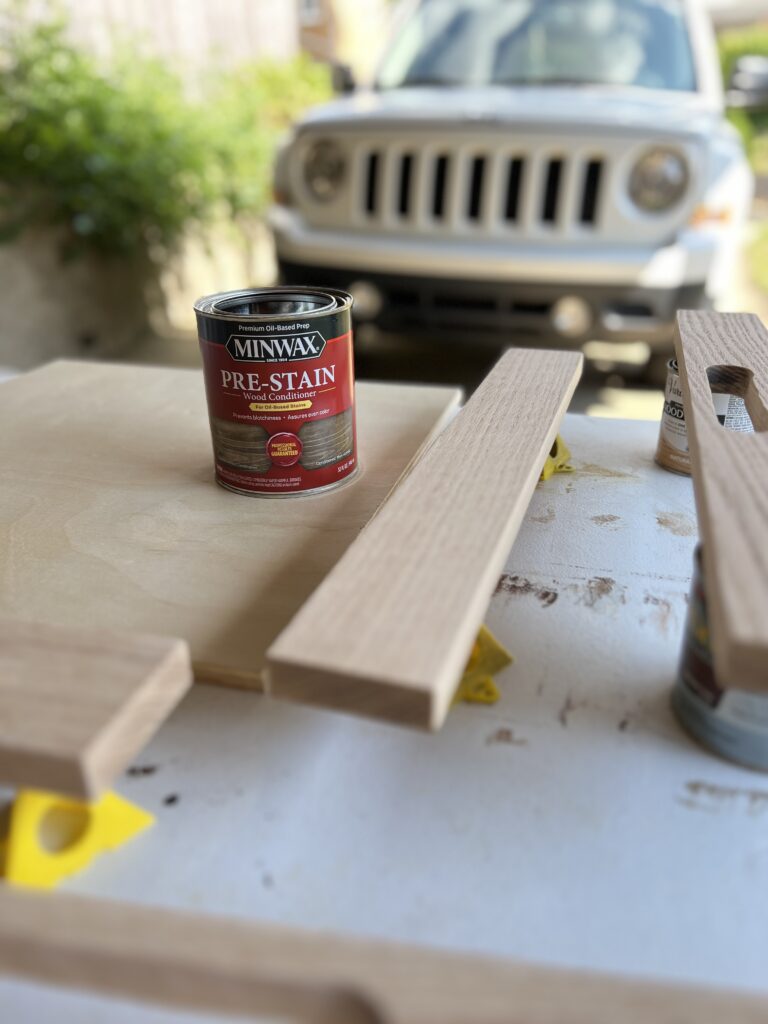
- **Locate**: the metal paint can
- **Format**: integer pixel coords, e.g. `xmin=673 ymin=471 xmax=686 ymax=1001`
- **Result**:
xmin=655 ymin=359 xmax=754 ymax=475
xmin=655 ymin=358 xmax=690 ymax=475
xmin=195 ymin=287 xmax=357 ymax=497
xmin=672 ymin=546 xmax=768 ymax=772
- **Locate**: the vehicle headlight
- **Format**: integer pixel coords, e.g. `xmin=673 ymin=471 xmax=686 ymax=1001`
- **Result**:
xmin=628 ymin=148 xmax=689 ymax=213
xmin=304 ymin=139 xmax=346 ymax=201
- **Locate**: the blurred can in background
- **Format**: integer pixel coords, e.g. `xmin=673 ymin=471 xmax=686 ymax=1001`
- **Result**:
xmin=655 ymin=358 xmax=690 ymax=474
xmin=656 ymin=359 xmax=754 ymax=475
xmin=195 ymin=287 xmax=357 ymax=496
xmin=672 ymin=546 xmax=768 ymax=772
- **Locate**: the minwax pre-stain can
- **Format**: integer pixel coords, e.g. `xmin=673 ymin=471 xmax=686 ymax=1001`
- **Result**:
xmin=195 ymin=287 xmax=357 ymax=496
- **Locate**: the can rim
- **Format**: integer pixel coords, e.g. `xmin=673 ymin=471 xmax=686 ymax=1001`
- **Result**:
xmin=194 ymin=286 xmax=352 ymax=321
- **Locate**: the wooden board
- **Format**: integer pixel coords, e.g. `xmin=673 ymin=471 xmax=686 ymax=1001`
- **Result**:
xmin=266 ymin=348 xmax=583 ymax=729
xmin=675 ymin=311 xmax=768 ymax=692
xmin=0 ymin=621 xmax=190 ymax=797
xmin=0 ymin=361 xmax=460 ymax=691
xmin=1 ymin=886 xmax=766 ymax=1024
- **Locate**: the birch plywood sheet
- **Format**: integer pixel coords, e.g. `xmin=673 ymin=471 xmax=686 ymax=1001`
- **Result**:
xmin=0 ymin=362 xmax=460 ymax=690
xmin=0 ymin=620 xmax=191 ymax=798
xmin=675 ymin=311 xmax=768 ymax=692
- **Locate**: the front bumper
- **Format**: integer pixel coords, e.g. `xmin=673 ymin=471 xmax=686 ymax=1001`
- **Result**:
xmin=270 ymin=206 xmax=715 ymax=348
xmin=277 ymin=260 xmax=708 ymax=350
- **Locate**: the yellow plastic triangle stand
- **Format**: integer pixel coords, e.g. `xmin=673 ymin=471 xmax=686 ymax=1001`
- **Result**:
xmin=452 ymin=625 xmax=513 ymax=707
xmin=540 ymin=434 xmax=573 ymax=481
xmin=1 ymin=789 xmax=154 ymax=890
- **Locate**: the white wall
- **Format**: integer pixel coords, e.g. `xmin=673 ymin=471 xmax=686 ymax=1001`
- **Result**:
xmin=705 ymin=0 xmax=768 ymax=29
xmin=24 ymin=0 xmax=300 ymax=71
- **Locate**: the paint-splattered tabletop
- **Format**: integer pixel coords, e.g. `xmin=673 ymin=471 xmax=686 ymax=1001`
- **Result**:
xmin=4 ymin=413 xmax=767 ymax=1021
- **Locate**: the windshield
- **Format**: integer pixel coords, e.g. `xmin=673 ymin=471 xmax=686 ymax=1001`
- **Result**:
xmin=377 ymin=0 xmax=697 ymax=93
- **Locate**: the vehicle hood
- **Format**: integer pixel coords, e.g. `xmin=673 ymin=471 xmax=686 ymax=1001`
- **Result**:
xmin=299 ymin=85 xmax=722 ymax=138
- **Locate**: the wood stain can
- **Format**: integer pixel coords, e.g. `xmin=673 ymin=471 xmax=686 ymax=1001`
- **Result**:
xmin=655 ymin=358 xmax=691 ymax=474
xmin=195 ymin=287 xmax=357 ymax=496
xmin=655 ymin=358 xmax=754 ymax=475
xmin=672 ymin=546 xmax=768 ymax=772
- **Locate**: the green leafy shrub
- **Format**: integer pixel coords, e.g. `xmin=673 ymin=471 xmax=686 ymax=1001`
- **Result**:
xmin=749 ymin=223 xmax=768 ymax=295
xmin=207 ymin=56 xmax=332 ymax=222
xmin=0 ymin=13 xmax=331 ymax=261
xmin=0 ymin=15 xmax=218 ymax=258
xmin=719 ymin=24 xmax=768 ymax=174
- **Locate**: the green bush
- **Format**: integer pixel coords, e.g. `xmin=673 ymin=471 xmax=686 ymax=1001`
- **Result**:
xmin=0 ymin=12 xmax=331 ymax=261
xmin=207 ymin=56 xmax=332 ymax=221
xmin=719 ymin=24 xmax=768 ymax=174
xmin=749 ymin=223 xmax=768 ymax=295
xmin=0 ymin=15 xmax=216 ymax=258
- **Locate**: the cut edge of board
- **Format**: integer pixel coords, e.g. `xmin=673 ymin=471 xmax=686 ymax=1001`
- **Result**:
xmin=0 ymin=620 xmax=192 ymax=799
xmin=265 ymin=347 xmax=583 ymax=730
xmin=1 ymin=886 xmax=768 ymax=1024
xmin=81 ymin=637 xmax=192 ymax=798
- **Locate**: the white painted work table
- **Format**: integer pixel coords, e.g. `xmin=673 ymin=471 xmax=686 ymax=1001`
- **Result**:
xmin=2 ymin=412 xmax=767 ymax=1021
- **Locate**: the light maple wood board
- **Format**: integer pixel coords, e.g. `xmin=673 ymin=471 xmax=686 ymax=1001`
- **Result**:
xmin=674 ymin=311 xmax=768 ymax=692
xmin=0 ymin=620 xmax=190 ymax=798
xmin=266 ymin=347 xmax=583 ymax=729
xmin=1 ymin=887 xmax=767 ymax=1024
xmin=0 ymin=361 xmax=460 ymax=692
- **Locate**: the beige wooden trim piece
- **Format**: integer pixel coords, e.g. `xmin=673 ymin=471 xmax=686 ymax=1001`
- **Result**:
xmin=674 ymin=311 xmax=768 ymax=692
xmin=0 ymin=620 xmax=192 ymax=798
xmin=266 ymin=348 xmax=583 ymax=729
xmin=1 ymin=886 xmax=767 ymax=1023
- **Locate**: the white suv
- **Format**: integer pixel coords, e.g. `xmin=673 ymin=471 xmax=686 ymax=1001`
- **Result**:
xmin=270 ymin=0 xmax=753 ymax=366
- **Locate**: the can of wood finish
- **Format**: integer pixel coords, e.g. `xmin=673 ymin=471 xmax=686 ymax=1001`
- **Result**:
xmin=655 ymin=359 xmax=690 ymax=475
xmin=195 ymin=287 xmax=357 ymax=496
xmin=672 ymin=546 xmax=768 ymax=772
xmin=655 ymin=359 xmax=754 ymax=475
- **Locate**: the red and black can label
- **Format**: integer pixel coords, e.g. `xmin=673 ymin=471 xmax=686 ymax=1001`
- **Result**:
xmin=195 ymin=288 xmax=357 ymax=496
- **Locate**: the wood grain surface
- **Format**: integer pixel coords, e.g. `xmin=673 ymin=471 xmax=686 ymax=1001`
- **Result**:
xmin=1 ymin=886 xmax=766 ymax=1024
xmin=0 ymin=361 xmax=460 ymax=692
xmin=266 ymin=348 xmax=583 ymax=729
xmin=0 ymin=620 xmax=190 ymax=797
xmin=675 ymin=311 xmax=768 ymax=692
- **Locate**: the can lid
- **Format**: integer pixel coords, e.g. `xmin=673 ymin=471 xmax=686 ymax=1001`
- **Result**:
xmin=195 ymin=287 xmax=348 ymax=320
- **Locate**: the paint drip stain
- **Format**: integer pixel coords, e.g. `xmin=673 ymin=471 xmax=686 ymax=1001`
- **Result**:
xmin=574 ymin=462 xmax=637 ymax=480
xmin=656 ymin=512 xmax=696 ymax=537
xmin=558 ymin=693 xmax=587 ymax=728
xmin=495 ymin=574 xmax=558 ymax=606
xmin=643 ymin=593 xmax=674 ymax=636
xmin=590 ymin=514 xmax=621 ymax=527
xmin=680 ymin=781 xmax=768 ymax=815
xmin=567 ymin=576 xmax=626 ymax=608
xmin=486 ymin=726 xmax=528 ymax=747
xmin=530 ymin=505 xmax=556 ymax=524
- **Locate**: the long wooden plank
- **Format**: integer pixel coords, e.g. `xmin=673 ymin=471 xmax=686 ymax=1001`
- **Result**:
xmin=1 ymin=886 xmax=766 ymax=1024
xmin=0 ymin=362 xmax=460 ymax=692
xmin=0 ymin=620 xmax=191 ymax=797
xmin=675 ymin=311 xmax=768 ymax=692
xmin=266 ymin=348 xmax=583 ymax=729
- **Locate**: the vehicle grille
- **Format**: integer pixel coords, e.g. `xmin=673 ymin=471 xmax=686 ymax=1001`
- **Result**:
xmin=355 ymin=145 xmax=606 ymax=236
